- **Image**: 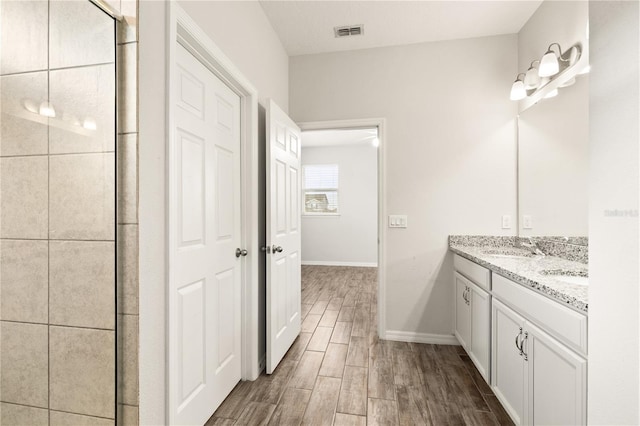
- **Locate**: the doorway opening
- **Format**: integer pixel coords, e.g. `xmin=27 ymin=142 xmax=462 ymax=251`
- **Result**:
xmin=298 ymin=120 xmax=386 ymax=339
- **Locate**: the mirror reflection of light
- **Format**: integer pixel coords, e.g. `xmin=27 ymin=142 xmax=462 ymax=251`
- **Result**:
xmin=23 ymin=99 xmax=39 ymax=114
xmin=371 ymin=137 xmax=380 ymax=148
xmin=83 ymin=118 xmax=97 ymax=131
xmin=38 ymin=101 xmax=56 ymax=117
xmin=544 ymin=89 xmax=559 ymax=99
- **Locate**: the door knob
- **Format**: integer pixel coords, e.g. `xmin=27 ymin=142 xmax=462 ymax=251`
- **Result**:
xmin=235 ymin=248 xmax=248 ymax=258
xmin=272 ymin=245 xmax=283 ymax=253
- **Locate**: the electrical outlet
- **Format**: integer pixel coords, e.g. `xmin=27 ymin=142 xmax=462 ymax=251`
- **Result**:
xmin=523 ymin=215 xmax=533 ymax=229
xmin=501 ymin=215 xmax=511 ymax=229
xmin=388 ymin=215 xmax=408 ymax=228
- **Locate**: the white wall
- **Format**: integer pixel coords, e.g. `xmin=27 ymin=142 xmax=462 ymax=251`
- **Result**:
xmin=518 ymin=75 xmax=589 ymax=236
xmin=290 ymin=35 xmax=518 ymax=339
xmin=138 ymin=2 xmax=288 ymax=424
xmin=588 ymin=1 xmax=640 ymax=424
xmin=301 ymin=144 xmax=378 ymax=266
xmin=178 ymin=1 xmax=288 ymax=111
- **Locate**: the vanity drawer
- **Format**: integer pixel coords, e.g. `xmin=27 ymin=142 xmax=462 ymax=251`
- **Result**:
xmin=492 ymin=273 xmax=587 ymax=355
xmin=454 ymin=254 xmax=491 ymax=291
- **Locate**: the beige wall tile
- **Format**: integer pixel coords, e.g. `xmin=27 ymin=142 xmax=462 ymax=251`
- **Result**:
xmin=49 ymin=65 xmax=116 ymax=155
xmin=0 ymin=1 xmax=48 ymax=75
xmin=0 ymin=156 xmax=48 ymax=239
xmin=117 ymin=404 xmax=139 ymax=426
xmin=0 ymin=321 xmax=48 ymax=407
xmin=50 ymin=410 xmax=115 ymax=426
xmin=117 ymin=43 xmax=137 ymax=134
xmin=117 ymin=134 xmax=138 ymax=224
xmin=0 ymin=72 xmax=48 ymax=156
xmin=118 ymin=404 xmax=140 ymax=426
xmin=0 ymin=239 xmax=48 ymax=323
xmin=118 ymin=315 xmax=139 ymax=405
xmin=49 ymin=0 xmax=115 ymax=69
xmin=50 ymin=326 xmax=115 ymax=419
xmin=49 ymin=241 xmax=115 ymax=329
xmin=118 ymin=225 xmax=138 ymax=314
xmin=0 ymin=403 xmax=48 ymax=426
xmin=49 ymin=153 xmax=115 ymax=241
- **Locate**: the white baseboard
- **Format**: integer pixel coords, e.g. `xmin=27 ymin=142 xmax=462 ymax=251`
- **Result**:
xmin=301 ymin=260 xmax=378 ymax=267
xmin=384 ymin=330 xmax=460 ymax=345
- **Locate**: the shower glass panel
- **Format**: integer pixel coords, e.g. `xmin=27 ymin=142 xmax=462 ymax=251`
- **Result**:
xmin=0 ymin=1 xmax=117 ymax=424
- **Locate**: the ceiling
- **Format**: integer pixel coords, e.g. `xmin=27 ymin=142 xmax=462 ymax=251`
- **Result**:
xmin=259 ymin=0 xmax=543 ymax=56
xmin=302 ymin=128 xmax=378 ymax=147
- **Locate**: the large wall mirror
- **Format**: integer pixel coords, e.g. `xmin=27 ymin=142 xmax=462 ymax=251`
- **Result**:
xmin=517 ymin=74 xmax=589 ymax=240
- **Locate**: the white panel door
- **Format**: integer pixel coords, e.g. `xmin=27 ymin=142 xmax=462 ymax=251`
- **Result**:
xmin=266 ymin=99 xmax=302 ymax=374
xmin=492 ymin=299 xmax=526 ymax=425
xmin=470 ymin=283 xmax=491 ymax=382
xmin=526 ymin=321 xmax=587 ymax=426
xmin=169 ymin=43 xmax=242 ymax=425
xmin=454 ymin=273 xmax=471 ymax=350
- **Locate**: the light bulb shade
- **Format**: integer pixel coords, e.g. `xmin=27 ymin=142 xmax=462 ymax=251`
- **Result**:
xmin=544 ymin=88 xmax=559 ymax=99
xmin=510 ymin=80 xmax=526 ymax=101
xmin=539 ymin=51 xmax=559 ymax=77
xmin=524 ymin=67 xmax=541 ymax=90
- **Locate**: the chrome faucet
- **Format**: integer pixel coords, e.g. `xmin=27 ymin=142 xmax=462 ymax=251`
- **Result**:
xmin=520 ymin=237 xmax=545 ymax=256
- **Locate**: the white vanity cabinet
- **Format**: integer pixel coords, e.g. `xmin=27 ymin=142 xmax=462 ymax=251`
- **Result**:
xmin=492 ymin=277 xmax=587 ymax=426
xmin=454 ymin=255 xmax=491 ymax=382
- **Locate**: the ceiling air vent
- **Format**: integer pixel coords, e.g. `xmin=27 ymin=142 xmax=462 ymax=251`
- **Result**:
xmin=334 ymin=25 xmax=364 ymax=38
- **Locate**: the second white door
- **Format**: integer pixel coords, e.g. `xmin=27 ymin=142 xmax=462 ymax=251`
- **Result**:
xmin=265 ymin=99 xmax=302 ymax=374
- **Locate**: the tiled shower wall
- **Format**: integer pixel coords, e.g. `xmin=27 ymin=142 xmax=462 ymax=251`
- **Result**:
xmin=113 ymin=0 xmax=140 ymax=424
xmin=0 ymin=0 xmax=139 ymax=424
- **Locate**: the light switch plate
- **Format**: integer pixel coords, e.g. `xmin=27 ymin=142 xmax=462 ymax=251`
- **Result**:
xmin=388 ymin=215 xmax=408 ymax=228
xmin=523 ymin=215 xmax=533 ymax=229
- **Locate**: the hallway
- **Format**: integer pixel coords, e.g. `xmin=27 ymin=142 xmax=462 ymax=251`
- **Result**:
xmin=207 ymin=266 xmax=513 ymax=425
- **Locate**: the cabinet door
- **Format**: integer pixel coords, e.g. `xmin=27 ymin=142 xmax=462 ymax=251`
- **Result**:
xmin=492 ymin=299 xmax=526 ymax=425
xmin=454 ymin=272 xmax=471 ymax=350
xmin=469 ymin=283 xmax=491 ymax=382
xmin=525 ymin=321 xmax=587 ymax=426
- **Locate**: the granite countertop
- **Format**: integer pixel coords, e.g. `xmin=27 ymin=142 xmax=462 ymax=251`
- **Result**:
xmin=449 ymin=238 xmax=588 ymax=314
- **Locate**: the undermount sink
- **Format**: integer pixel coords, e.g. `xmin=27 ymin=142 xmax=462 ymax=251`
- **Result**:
xmin=482 ymin=248 xmax=535 ymax=259
xmin=539 ymin=269 xmax=589 ymax=286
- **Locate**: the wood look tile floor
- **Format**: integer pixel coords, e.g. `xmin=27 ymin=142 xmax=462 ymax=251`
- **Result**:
xmin=207 ymin=266 xmax=514 ymax=426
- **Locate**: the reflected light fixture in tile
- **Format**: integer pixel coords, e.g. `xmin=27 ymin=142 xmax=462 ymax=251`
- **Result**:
xmin=82 ymin=118 xmax=97 ymax=131
xmin=38 ymin=101 xmax=56 ymax=117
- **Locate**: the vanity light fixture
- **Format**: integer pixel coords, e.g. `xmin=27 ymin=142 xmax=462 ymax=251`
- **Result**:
xmin=510 ymin=41 xmax=583 ymax=102
xmin=524 ymin=60 xmax=541 ymax=90
xmin=510 ymin=73 xmax=527 ymax=101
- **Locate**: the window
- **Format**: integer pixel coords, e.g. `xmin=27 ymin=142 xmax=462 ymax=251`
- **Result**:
xmin=303 ymin=164 xmax=339 ymax=215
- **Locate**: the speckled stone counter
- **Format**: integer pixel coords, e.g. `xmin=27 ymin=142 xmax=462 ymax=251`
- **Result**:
xmin=449 ymin=236 xmax=588 ymax=314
